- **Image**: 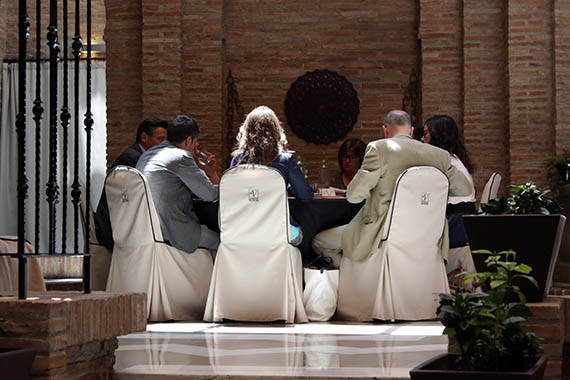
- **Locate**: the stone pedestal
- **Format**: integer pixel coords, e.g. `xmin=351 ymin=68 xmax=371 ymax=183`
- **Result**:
xmin=0 ymin=291 xmax=146 ymax=379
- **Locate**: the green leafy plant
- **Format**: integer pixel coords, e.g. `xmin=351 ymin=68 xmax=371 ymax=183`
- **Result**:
xmin=482 ymin=182 xmax=561 ymax=215
xmin=437 ymin=249 xmax=542 ymax=372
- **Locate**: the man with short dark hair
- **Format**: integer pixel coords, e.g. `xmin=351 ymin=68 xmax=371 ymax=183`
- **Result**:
xmin=94 ymin=118 xmax=168 ymax=250
xmin=113 ymin=118 xmax=168 ymax=168
xmin=136 ymin=115 xmax=220 ymax=255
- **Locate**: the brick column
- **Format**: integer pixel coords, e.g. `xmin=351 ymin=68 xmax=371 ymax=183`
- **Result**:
xmin=419 ymin=0 xmax=464 ymax=127
xmin=463 ymin=0 xmax=508 ymax=198
xmin=506 ymin=0 xmax=555 ymax=188
xmin=141 ymin=0 xmax=183 ymax=120
xmin=104 ymin=0 xmax=143 ymax=165
xmin=554 ymin=0 xmax=570 ymax=155
xmin=181 ymin=0 xmax=224 ymax=162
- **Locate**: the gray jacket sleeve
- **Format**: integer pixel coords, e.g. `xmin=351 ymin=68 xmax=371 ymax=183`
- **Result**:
xmin=173 ymin=153 xmax=219 ymax=202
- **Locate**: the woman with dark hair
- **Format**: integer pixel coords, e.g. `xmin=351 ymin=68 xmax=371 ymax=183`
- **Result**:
xmin=422 ymin=115 xmax=476 ymax=248
xmin=230 ymin=105 xmax=313 ymax=245
xmin=331 ymin=138 xmax=366 ymax=189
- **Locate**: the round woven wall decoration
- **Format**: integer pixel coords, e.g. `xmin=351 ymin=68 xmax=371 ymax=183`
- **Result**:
xmin=284 ymin=69 xmax=359 ymax=145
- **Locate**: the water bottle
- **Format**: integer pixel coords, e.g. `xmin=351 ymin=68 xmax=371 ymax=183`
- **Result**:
xmin=319 ymin=159 xmax=328 ymax=188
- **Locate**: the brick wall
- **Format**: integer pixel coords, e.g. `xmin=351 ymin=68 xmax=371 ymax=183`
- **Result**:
xmin=181 ymin=0 xmax=224 ymax=164
xmin=223 ymin=0 xmax=419 ymax=181
xmin=507 ymin=0 xmax=555 ymax=188
xmin=104 ymin=0 xmax=142 ymax=164
xmin=419 ymin=0 xmax=464 ymax=127
xmin=554 ymin=1 xmax=570 ymax=156
xmin=2 ymin=0 xmax=567 ymax=193
xmin=419 ymin=0 xmax=561 ymax=196
xmin=462 ymin=0 xmax=509 ymax=196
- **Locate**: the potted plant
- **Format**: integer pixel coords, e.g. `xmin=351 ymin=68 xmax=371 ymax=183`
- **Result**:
xmin=410 ymin=250 xmax=548 ymax=380
xmin=462 ymin=182 xmax=566 ymax=302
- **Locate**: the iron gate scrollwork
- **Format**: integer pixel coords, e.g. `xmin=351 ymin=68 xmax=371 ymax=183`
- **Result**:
xmin=10 ymin=0 xmax=94 ymax=299
xmin=284 ymin=69 xmax=359 ymax=145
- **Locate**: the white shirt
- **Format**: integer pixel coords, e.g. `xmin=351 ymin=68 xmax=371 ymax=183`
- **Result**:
xmin=449 ymin=154 xmax=476 ymax=204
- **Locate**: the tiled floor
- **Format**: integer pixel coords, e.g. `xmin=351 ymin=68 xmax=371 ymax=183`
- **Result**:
xmin=113 ymin=321 xmax=448 ymax=380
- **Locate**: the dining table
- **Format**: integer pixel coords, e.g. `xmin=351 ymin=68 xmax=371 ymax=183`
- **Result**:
xmin=193 ymin=196 xmax=363 ymax=267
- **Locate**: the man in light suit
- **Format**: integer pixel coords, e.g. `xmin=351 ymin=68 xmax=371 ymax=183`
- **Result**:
xmin=313 ymin=110 xmax=473 ymax=265
xmin=137 ymin=115 xmax=220 ymax=255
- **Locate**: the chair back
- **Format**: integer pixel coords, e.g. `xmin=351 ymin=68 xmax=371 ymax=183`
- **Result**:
xmin=479 ymin=172 xmax=502 ymax=212
xmin=204 ymin=164 xmax=307 ymax=323
xmin=219 ymin=165 xmax=289 ymax=247
xmin=105 ymin=166 xmax=164 ymax=245
xmin=381 ymin=166 xmax=449 ymax=247
xmin=337 ymin=166 xmax=450 ymax=321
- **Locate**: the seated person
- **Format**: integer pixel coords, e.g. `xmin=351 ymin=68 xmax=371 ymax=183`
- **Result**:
xmin=94 ymin=118 xmax=168 ymax=250
xmin=330 ymin=138 xmax=366 ymax=189
xmin=230 ymin=105 xmax=313 ymax=245
xmin=136 ymin=115 xmax=220 ymax=256
xmin=312 ymin=110 xmax=473 ymax=267
xmin=422 ymin=115 xmax=476 ymax=248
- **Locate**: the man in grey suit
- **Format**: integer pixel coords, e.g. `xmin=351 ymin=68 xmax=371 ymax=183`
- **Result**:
xmin=137 ymin=115 xmax=220 ymax=255
xmin=313 ymin=110 xmax=473 ymax=265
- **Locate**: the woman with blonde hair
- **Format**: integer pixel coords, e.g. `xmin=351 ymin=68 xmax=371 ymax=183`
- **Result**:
xmin=230 ymin=105 xmax=313 ymax=244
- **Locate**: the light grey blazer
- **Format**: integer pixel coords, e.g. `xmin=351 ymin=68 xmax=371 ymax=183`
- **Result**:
xmin=136 ymin=141 xmax=218 ymax=253
xmin=341 ymin=134 xmax=473 ymax=262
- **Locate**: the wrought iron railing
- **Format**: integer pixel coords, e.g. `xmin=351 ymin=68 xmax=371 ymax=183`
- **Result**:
xmin=5 ymin=0 xmax=94 ymax=299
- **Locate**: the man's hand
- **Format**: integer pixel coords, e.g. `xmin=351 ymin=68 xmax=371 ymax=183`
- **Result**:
xmin=196 ymin=150 xmax=219 ymax=185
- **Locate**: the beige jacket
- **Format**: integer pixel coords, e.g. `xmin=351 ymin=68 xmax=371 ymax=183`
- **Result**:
xmin=341 ymin=134 xmax=473 ymax=261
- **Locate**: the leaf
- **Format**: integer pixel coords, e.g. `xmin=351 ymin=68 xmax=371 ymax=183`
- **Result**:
xmin=512 ymin=264 xmax=532 ymax=274
xmin=472 ymin=249 xmax=494 ymax=255
xmin=504 ymin=316 xmax=526 ymax=324
xmin=442 ymin=327 xmax=455 ymax=336
xmin=513 ymin=288 xmax=527 ymax=304
xmin=439 ymin=305 xmax=460 ymax=316
xmin=512 ymin=274 xmax=539 ymax=288
xmin=490 ymin=280 xmax=506 ymax=288
xmin=478 ymin=312 xmax=497 ymax=320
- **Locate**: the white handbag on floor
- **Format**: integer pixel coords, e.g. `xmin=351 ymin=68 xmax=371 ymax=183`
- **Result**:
xmin=303 ymin=268 xmax=339 ymax=321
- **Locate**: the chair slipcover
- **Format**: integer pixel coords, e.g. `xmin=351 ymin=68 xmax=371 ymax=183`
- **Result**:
xmin=0 ymin=236 xmax=46 ymax=292
xmin=79 ymin=179 xmax=112 ymax=290
xmin=105 ymin=166 xmax=213 ymax=321
xmin=204 ymin=165 xmax=307 ymax=323
xmin=478 ymin=172 xmax=502 ymax=212
xmin=337 ymin=166 xmax=450 ymax=321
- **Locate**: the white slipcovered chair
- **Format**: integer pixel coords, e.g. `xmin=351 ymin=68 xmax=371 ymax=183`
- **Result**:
xmin=478 ymin=172 xmax=502 ymax=212
xmin=105 ymin=166 xmax=213 ymax=321
xmin=79 ymin=180 xmax=112 ymax=291
xmin=204 ymin=165 xmax=307 ymax=323
xmin=337 ymin=166 xmax=450 ymax=321
xmin=0 ymin=236 xmax=46 ymax=292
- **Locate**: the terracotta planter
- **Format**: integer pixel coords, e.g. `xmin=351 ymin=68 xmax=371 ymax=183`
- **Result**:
xmin=0 ymin=348 xmax=36 ymax=380
xmin=462 ymin=214 xmax=566 ymax=302
xmin=410 ymin=353 xmax=547 ymax=380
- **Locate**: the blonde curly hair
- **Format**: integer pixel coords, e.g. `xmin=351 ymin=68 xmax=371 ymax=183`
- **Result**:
xmin=232 ymin=106 xmax=289 ymax=165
